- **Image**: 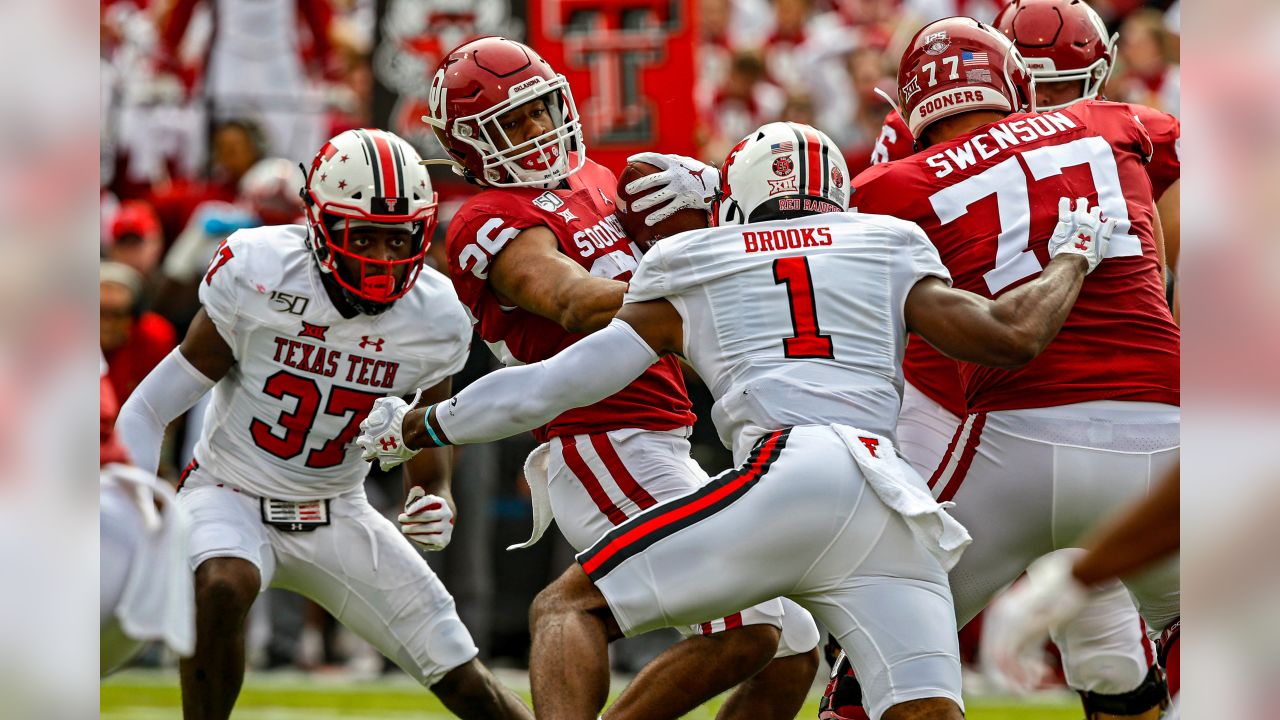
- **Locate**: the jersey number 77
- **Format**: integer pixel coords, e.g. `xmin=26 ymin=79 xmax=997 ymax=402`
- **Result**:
xmin=929 ymin=136 xmax=1142 ymax=295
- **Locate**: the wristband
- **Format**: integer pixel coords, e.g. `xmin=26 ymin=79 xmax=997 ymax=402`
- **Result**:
xmin=422 ymin=405 xmax=449 ymax=447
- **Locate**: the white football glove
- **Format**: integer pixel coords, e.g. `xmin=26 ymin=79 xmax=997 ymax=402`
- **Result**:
xmin=623 ymin=152 xmax=719 ymax=225
xmin=357 ymin=390 xmax=422 ymax=471
xmin=980 ymin=552 xmax=1091 ymax=694
xmin=399 ymin=486 xmax=455 ymax=552
xmin=1048 ymin=196 xmax=1116 ymax=274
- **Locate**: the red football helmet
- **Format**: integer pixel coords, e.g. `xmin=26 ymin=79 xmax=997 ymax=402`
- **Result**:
xmin=423 ymin=36 xmax=584 ymax=188
xmin=897 ymin=17 xmax=1035 ymax=140
xmin=994 ymin=0 xmax=1118 ymax=110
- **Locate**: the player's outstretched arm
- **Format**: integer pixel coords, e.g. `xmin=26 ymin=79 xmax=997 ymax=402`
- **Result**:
xmin=116 ymin=309 xmax=234 ymax=474
xmin=489 ymin=225 xmax=627 ymax=334
xmin=906 ymin=197 xmax=1114 ymax=369
xmin=358 ymin=300 xmax=683 ymax=468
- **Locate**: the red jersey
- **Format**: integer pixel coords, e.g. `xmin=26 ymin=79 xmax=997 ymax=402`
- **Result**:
xmin=870 ymin=110 xmax=969 ymax=416
xmin=852 ymin=101 xmax=1179 ymax=413
xmin=446 ymin=156 xmax=695 ymax=442
xmin=1129 ymin=103 xmax=1180 ymax=199
xmin=871 ymin=104 xmax=1180 ymax=199
xmin=871 ymin=102 xmax=1181 ymax=416
xmin=871 ymin=110 xmax=916 ymax=166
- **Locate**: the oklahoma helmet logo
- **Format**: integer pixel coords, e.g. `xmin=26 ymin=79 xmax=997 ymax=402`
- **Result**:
xmin=427 ymin=68 xmax=449 ymax=122
xmin=771 ymin=156 xmax=794 ymax=177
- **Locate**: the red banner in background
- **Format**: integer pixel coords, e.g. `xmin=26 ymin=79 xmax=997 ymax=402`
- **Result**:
xmin=530 ymin=0 xmax=698 ymax=177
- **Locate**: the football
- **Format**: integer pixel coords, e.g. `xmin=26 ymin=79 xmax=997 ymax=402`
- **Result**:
xmin=616 ymin=161 xmax=710 ymax=251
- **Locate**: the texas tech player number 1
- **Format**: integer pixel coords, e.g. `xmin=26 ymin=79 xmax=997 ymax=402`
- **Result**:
xmin=774 ymin=256 xmax=834 ymax=359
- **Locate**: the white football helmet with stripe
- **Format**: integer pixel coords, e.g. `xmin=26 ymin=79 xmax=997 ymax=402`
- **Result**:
xmin=711 ymin=122 xmax=849 ymax=227
xmin=302 ymin=128 xmax=438 ymax=312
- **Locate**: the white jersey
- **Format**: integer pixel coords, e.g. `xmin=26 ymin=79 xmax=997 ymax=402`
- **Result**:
xmin=624 ymin=212 xmax=949 ymax=462
xmin=194 ymin=225 xmax=470 ymax=499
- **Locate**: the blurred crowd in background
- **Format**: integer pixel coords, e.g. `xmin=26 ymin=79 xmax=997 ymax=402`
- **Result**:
xmin=98 ymin=0 xmax=1181 ymax=678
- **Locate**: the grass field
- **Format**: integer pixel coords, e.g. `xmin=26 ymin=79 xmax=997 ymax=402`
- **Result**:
xmin=102 ymin=669 xmax=1080 ymax=719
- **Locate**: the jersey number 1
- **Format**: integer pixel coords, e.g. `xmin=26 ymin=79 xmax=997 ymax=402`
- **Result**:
xmin=773 ymin=257 xmax=834 ymax=359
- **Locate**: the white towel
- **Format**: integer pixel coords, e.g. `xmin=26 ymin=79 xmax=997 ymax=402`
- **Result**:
xmin=507 ymin=443 xmax=556 ymax=550
xmin=831 ymin=425 xmax=972 ymax=571
xmin=103 ymin=463 xmax=196 ymax=657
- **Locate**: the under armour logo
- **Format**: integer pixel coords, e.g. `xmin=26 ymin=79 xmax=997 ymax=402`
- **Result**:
xmin=687 ymin=167 xmax=710 ymax=190
xmin=299 ymin=322 xmax=328 ymax=341
xmin=1074 ymin=232 xmax=1091 ymax=251
xmin=360 ymin=336 xmax=385 ymax=351
xmin=859 ymin=437 xmax=880 ymax=458
xmin=380 ymin=436 xmax=399 ymax=451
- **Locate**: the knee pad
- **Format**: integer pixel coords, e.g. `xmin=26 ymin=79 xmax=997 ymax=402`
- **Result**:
xmin=1078 ymin=664 xmax=1169 ymax=718
xmin=776 ymin=604 xmax=820 ymax=658
xmin=418 ymin=614 xmax=479 ymax=685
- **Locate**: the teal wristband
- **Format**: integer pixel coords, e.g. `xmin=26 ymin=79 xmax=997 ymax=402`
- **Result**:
xmin=422 ymin=405 xmax=448 ymax=447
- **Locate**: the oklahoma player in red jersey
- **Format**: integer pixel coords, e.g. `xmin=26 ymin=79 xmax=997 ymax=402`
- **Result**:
xmin=994 ymin=0 xmax=1181 ymax=319
xmin=843 ymin=6 xmax=1180 ymax=716
xmin=421 ymin=36 xmax=820 ymax=720
xmin=847 ymin=6 xmax=1180 ymax=718
xmin=875 ymin=0 xmax=1181 ymax=307
xmin=832 ymin=18 xmax=1179 ymax=720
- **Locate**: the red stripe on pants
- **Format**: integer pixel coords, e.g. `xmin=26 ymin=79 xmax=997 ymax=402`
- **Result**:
xmin=698 ymin=612 xmax=743 ymax=636
xmin=581 ymin=432 xmax=782 ymax=576
xmin=590 ymin=434 xmax=657 ymax=511
xmin=561 ymin=436 xmax=629 ymax=526
xmin=928 ymin=419 xmax=967 ymax=490
xmin=937 ymin=413 xmax=987 ymax=503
